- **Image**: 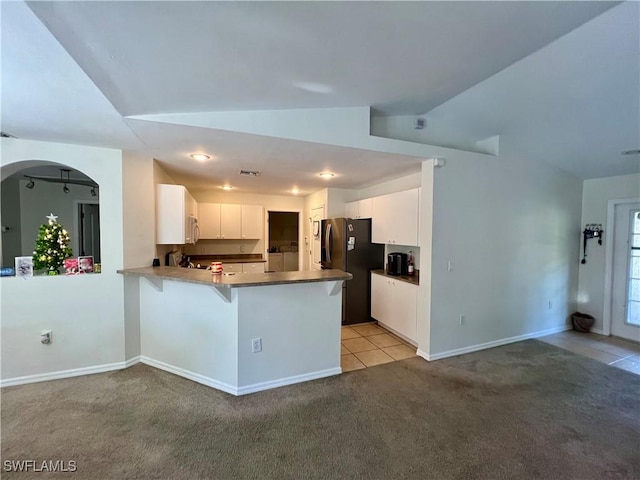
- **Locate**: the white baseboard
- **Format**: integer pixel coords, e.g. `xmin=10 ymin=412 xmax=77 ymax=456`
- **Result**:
xmin=590 ymin=328 xmax=605 ymax=336
xmin=141 ymin=355 xmax=341 ymax=396
xmin=236 ymin=368 xmax=342 ymax=396
xmin=417 ymin=324 xmax=572 ymax=362
xmin=0 ymin=361 xmax=130 ymax=388
xmin=124 ymin=355 xmax=142 ymax=368
xmin=140 ymin=356 xmax=238 ymax=395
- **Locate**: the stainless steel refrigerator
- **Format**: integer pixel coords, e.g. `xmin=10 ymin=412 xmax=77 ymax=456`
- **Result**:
xmin=321 ymin=218 xmax=384 ymax=325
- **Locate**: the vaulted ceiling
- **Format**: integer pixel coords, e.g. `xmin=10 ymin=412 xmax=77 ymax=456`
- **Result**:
xmin=2 ymin=1 xmax=638 ymax=194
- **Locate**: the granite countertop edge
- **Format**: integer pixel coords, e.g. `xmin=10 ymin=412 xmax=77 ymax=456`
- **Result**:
xmin=371 ymin=269 xmax=420 ymax=286
xmin=118 ymin=266 xmax=352 ymax=288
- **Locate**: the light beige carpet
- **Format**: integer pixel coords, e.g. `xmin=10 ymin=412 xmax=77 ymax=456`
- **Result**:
xmin=2 ymin=340 xmax=639 ymax=479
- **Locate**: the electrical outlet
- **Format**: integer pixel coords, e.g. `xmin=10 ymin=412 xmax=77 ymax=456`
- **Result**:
xmin=548 ymin=301 xmax=552 ymax=310
xmin=251 ymin=337 xmax=262 ymax=353
xmin=459 ymin=314 xmax=464 ymax=326
xmin=41 ymin=330 xmax=52 ymax=344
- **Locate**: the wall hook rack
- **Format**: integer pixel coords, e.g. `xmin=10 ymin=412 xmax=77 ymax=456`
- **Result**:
xmin=581 ymin=224 xmax=603 ymax=264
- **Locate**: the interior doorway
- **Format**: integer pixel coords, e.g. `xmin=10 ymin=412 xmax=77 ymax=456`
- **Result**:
xmin=77 ymin=202 xmax=101 ymax=263
xmin=267 ymin=211 xmax=300 ymax=272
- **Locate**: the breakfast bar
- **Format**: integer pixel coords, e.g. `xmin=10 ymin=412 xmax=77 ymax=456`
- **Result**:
xmin=119 ymin=267 xmax=352 ymax=395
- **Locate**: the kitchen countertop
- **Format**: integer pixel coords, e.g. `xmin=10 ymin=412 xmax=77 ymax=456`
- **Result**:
xmin=371 ymin=269 xmax=420 ymax=286
xmin=118 ymin=266 xmax=351 ymax=288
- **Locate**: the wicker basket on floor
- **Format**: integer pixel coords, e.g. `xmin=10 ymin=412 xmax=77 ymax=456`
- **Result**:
xmin=571 ymin=312 xmax=595 ymax=333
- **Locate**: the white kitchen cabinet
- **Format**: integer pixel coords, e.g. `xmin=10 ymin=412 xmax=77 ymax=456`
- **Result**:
xmin=371 ymin=272 xmax=418 ymax=342
xmin=156 ymin=184 xmax=199 ymax=244
xmin=345 ymin=201 xmax=359 ymax=219
xmin=242 ymin=262 xmax=265 ymax=273
xmin=241 ymin=205 xmax=264 ymax=239
xmin=222 ymin=262 xmax=243 ymax=273
xmin=371 ymin=188 xmax=420 ymax=246
xmin=199 ymin=203 xmax=263 ymax=240
xmin=221 ymin=204 xmax=242 ymax=239
xmin=345 ymin=198 xmax=372 ymax=219
xmin=199 ymin=203 xmax=221 ymax=239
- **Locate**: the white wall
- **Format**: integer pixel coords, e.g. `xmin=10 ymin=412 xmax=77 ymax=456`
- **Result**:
xmin=417 ymin=160 xmax=434 ymax=356
xmin=123 ymin=152 xmax=155 ymax=269
xmin=578 ymin=173 xmax=640 ymax=332
xmin=122 ymin=152 xmax=156 ymax=362
xmin=358 ymin=172 xmax=422 ymax=199
xmin=1 ymin=138 xmax=126 ymax=383
xmin=427 ymin=145 xmax=583 ymax=357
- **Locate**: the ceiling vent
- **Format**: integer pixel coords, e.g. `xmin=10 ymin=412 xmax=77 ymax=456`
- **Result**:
xmin=239 ymin=170 xmax=262 ymax=177
xmin=0 ymin=131 xmax=16 ymax=138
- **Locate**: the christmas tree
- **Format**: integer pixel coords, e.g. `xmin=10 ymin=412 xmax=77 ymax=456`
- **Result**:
xmin=32 ymin=213 xmax=73 ymax=275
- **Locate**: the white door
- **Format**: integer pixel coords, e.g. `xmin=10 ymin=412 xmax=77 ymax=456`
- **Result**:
xmin=611 ymin=202 xmax=640 ymax=341
xmin=310 ymin=205 xmax=324 ymax=270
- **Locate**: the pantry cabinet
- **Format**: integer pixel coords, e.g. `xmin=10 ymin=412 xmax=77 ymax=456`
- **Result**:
xmin=156 ymin=184 xmax=199 ymax=244
xmin=345 ymin=198 xmax=372 ymax=219
xmin=199 ymin=203 xmax=263 ymax=240
xmin=371 ymin=272 xmax=417 ymax=342
xmin=371 ymin=188 xmax=420 ymax=246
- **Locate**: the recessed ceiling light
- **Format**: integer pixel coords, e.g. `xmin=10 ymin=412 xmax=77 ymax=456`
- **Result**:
xmin=621 ymin=149 xmax=640 ymax=156
xmin=291 ymin=187 xmax=300 ymax=195
xmin=220 ymin=185 xmax=233 ymax=191
xmin=318 ymin=172 xmax=335 ymax=179
xmin=190 ymin=153 xmax=211 ymax=161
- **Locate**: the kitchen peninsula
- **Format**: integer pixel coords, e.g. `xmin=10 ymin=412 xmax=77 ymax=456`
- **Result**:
xmin=118 ymin=267 xmax=352 ymax=395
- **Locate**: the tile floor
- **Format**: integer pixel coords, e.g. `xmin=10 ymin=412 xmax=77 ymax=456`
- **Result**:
xmin=539 ymin=330 xmax=640 ymax=375
xmin=341 ymin=322 xmax=417 ymax=372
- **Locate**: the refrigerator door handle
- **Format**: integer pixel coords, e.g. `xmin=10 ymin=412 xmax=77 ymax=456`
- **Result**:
xmin=325 ymin=223 xmax=332 ymax=263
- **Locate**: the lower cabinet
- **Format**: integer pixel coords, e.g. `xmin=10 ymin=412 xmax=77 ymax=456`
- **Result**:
xmin=222 ymin=263 xmax=243 ymax=273
xmin=371 ymin=272 xmax=418 ymax=342
xmin=222 ymin=262 xmax=266 ymax=273
xmin=242 ymin=262 xmax=265 ymax=273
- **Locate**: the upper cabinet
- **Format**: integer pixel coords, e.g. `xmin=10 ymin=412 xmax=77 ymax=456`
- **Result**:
xmin=345 ymin=198 xmax=372 ymax=219
xmin=198 ymin=203 xmax=221 ymax=239
xmin=241 ymin=204 xmax=264 ymax=239
xmin=156 ymin=184 xmax=199 ymax=244
xmin=220 ymin=204 xmax=242 ymax=239
xmin=199 ymin=203 xmax=263 ymax=240
xmin=372 ymin=188 xmax=420 ymax=246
